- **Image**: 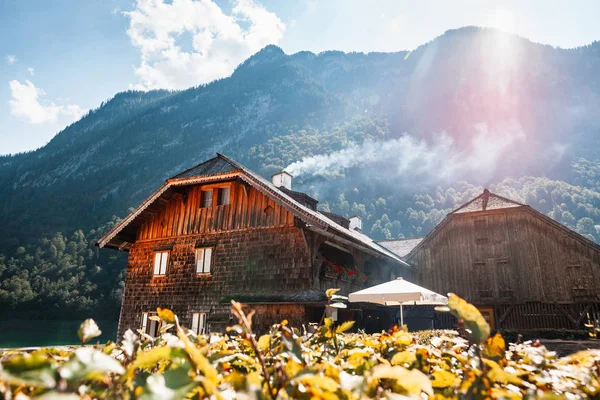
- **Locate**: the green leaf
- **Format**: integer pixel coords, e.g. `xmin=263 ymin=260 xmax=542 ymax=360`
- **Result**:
xmin=77 ymin=319 xmax=102 ymax=344
xmin=0 ymin=352 xmax=56 ymax=388
xmin=447 ymin=293 xmax=490 ymax=344
xmin=60 ymin=347 xmax=125 ymax=382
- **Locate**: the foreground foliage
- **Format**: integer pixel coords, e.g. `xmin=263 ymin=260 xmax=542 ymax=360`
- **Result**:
xmin=1 ymin=294 xmax=599 ymax=399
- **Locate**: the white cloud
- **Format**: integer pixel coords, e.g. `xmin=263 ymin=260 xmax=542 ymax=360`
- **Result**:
xmin=124 ymin=0 xmax=285 ymax=90
xmin=6 ymin=54 xmax=17 ymax=64
xmin=9 ymin=80 xmax=86 ymax=125
xmin=27 ymin=67 xmax=35 ymax=76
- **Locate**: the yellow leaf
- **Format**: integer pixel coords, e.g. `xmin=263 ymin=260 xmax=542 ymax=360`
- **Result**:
xmin=483 ymin=359 xmax=523 ymax=386
xmin=370 ymin=364 xmax=433 ymax=396
xmin=296 ymin=374 xmax=339 ymax=392
xmin=133 ymin=346 xmax=173 ymax=369
xmin=257 ymin=334 xmax=271 ymax=352
xmin=325 ymin=288 xmax=341 ymax=298
xmin=156 ymin=308 xmax=175 ymax=324
xmin=335 ymin=321 xmax=355 ymax=334
xmin=483 ymin=332 xmax=506 ymax=361
xmin=447 ymin=293 xmax=490 ymax=344
xmin=324 ymin=318 xmax=334 ymax=329
xmin=176 ymin=328 xmax=218 ymax=392
xmin=391 ymin=351 xmax=416 ymax=367
xmin=392 ymin=330 xmax=413 ymax=347
xmin=431 ymin=369 xmax=458 ymax=388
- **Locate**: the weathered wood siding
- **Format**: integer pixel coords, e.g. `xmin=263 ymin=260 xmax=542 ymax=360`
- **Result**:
xmin=409 ymin=208 xmax=600 ymax=306
xmin=117 ymin=226 xmax=311 ymax=338
xmin=138 ymin=181 xmax=294 ymax=240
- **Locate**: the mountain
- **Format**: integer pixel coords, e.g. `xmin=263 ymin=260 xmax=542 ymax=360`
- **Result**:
xmin=1 ymin=27 xmax=600 ymax=318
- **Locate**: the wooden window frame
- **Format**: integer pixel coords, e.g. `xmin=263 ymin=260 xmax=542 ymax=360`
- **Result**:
xmin=195 ymin=247 xmax=213 ymax=274
xmin=200 ymin=189 xmax=213 ymax=208
xmin=217 ymin=186 xmax=231 ymax=206
xmin=191 ymin=312 xmax=208 ymax=335
xmin=153 ymin=251 xmax=169 ymax=276
xmin=141 ymin=312 xmax=161 ymax=337
xmin=198 ymin=183 xmax=233 ymax=208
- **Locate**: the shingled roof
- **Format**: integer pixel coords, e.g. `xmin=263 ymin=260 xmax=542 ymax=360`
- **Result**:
xmin=170 ymin=156 xmax=239 ymax=179
xmin=97 ymin=154 xmax=409 ymax=267
xmin=377 ymin=237 xmax=425 ymax=258
xmin=451 ymin=189 xmax=523 ymax=214
xmin=403 ymin=188 xmax=600 ymax=259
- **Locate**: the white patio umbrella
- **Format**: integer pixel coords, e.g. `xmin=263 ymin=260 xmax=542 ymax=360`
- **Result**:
xmin=348 ymin=277 xmax=448 ymax=326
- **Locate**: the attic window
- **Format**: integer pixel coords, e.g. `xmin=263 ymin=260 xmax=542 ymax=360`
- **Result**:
xmin=217 ymin=187 xmax=230 ymax=205
xmin=264 ymin=205 xmax=273 ymax=216
xmin=200 ymin=190 xmax=213 ymax=208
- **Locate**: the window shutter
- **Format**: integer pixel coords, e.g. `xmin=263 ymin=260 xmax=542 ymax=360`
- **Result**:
xmin=204 ymin=248 xmax=212 ymax=273
xmin=199 ymin=313 xmax=207 ymax=334
xmin=196 ymin=249 xmax=204 ymax=273
xmin=160 ymin=252 xmax=168 ymax=274
xmin=142 ymin=313 xmax=148 ymax=333
xmin=153 ymin=253 xmax=161 ymax=275
xmin=191 ymin=313 xmax=199 ymax=333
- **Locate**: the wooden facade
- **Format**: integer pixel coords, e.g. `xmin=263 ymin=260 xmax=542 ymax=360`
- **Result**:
xmin=137 ymin=181 xmax=295 ymax=240
xmin=405 ymin=190 xmax=600 ymax=330
xmin=98 ymin=155 xmax=411 ymax=338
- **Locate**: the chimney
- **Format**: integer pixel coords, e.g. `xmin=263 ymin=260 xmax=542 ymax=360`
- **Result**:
xmin=349 ymin=215 xmax=362 ymax=232
xmin=271 ymin=171 xmax=293 ymax=190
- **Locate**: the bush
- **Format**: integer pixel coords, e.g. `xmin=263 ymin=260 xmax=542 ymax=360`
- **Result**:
xmin=1 ymin=295 xmax=600 ymax=399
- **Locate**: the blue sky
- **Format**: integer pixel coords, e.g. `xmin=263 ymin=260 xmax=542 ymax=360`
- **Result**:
xmin=1 ymin=0 xmax=599 ymax=155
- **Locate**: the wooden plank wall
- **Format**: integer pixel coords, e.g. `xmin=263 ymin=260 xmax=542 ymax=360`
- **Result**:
xmin=410 ymin=208 xmax=600 ymax=306
xmin=138 ymin=181 xmax=294 ymax=240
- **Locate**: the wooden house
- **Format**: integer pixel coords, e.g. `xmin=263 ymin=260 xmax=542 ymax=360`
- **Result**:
xmin=97 ymin=154 xmax=411 ymax=337
xmin=382 ymin=189 xmax=600 ymax=330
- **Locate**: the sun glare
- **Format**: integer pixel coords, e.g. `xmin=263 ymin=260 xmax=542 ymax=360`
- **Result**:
xmin=487 ymin=8 xmax=517 ymax=34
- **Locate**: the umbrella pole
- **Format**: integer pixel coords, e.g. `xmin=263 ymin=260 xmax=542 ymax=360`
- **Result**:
xmin=400 ymin=304 xmax=404 ymax=327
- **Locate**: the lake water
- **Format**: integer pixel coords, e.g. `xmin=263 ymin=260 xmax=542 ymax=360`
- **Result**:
xmin=0 ymin=320 xmax=118 ymax=348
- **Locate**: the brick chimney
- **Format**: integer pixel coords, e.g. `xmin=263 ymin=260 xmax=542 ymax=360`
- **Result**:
xmin=349 ymin=215 xmax=362 ymax=232
xmin=271 ymin=171 xmax=292 ymax=190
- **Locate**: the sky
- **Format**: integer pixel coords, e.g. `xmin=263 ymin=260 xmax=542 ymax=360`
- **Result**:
xmin=1 ymin=0 xmax=599 ymax=155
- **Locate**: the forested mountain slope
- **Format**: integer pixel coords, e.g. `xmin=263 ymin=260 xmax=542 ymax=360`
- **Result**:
xmin=1 ymin=27 xmax=599 ymax=318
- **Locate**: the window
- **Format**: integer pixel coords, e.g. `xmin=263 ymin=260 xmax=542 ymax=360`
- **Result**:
xmin=141 ymin=312 xmax=161 ymax=337
xmin=200 ymin=189 xmax=213 ymax=208
xmin=191 ymin=312 xmax=208 ymax=335
xmin=217 ymin=187 xmax=230 ymax=205
xmin=196 ymin=247 xmax=213 ymax=274
xmin=153 ymin=251 xmax=169 ymax=275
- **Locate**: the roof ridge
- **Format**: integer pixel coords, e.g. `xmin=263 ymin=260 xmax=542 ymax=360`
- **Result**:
xmin=450 ymin=188 xmax=524 ymax=214
xmin=169 ymin=153 xmax=242 ymax=180
xmin=377 ymin=237 xmax=425 ymax=242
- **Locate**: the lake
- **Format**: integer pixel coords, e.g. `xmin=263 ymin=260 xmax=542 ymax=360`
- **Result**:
xmin=0 ymin=320 xmax=118 ymax=348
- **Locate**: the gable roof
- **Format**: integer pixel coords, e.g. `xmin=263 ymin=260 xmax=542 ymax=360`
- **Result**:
xmin=377 ymin=237 xmax=425 ymax=258
xmin=450 ymin=188 xmax=523 ymax=214
xmin=170 ymin=156 xmax=239 ymax=179
xmin=404 ymin=189 xmax=600 ymax=259
xmin=97 ymin=154 xmax=409 ymax=267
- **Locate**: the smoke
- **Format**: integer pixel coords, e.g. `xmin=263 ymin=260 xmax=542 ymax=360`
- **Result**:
xmin=285 ymin=122 xmax=525 ymax=187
